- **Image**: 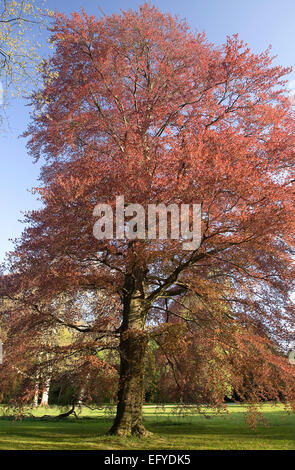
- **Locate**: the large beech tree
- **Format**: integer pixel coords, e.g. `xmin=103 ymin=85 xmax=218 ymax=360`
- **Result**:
xmin=1 ymin=4 xmax=295 ymax=436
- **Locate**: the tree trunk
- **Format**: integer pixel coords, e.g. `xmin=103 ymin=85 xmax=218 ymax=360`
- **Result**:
xmin=109 ymin=273 xmax=150 ymax=437
xmin=40 ymin=375 xmax=51 ymax=407
xmin=33 ymin=382 xmax=39 ymax=408
xmin=77 ymin=373 xmax=90 ymax=409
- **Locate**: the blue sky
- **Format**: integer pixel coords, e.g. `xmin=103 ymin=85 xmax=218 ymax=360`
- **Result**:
xmin=1 ymin=0 xmax=295 ymax=262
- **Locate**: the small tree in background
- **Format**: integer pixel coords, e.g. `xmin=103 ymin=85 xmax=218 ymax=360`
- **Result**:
xmin=0 ymin=0 xmax=52 ymax=124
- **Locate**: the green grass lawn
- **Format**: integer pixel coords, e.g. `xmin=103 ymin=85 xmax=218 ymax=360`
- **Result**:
xmin=0 ymin=404 xmax=294 ymax=450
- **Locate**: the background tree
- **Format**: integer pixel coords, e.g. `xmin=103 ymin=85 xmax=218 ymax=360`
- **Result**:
xmin=1 ymin=4 xmax=295 ymax=436
xmin=0 ymin=0 xmax=52 ymax=124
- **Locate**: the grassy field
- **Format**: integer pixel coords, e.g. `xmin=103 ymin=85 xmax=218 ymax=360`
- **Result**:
xmin=0 ymin=404 xmax=294 ymax=450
